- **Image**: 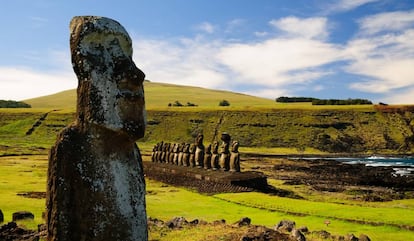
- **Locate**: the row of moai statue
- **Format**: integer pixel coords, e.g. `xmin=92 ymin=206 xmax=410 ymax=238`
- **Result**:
xmin=151 ymin=133 xmax=241 ymax=172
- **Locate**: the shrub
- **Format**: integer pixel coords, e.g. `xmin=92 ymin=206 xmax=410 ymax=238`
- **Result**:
xmin=219 ymin=100 xmax=230 ymax=106
xmin=0 ymin=100 xmax=31 ymax=108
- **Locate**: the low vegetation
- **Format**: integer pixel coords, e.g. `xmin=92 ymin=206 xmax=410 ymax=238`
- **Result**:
xmin=276 ymin=96 xmax=373 ymax=105
xmin=0 ymin=100 xmax=31 ymax=108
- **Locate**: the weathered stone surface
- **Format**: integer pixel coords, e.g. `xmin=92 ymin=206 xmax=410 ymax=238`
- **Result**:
xmin=12 ymin=211 xmax=34 ymax=221
xmin=230 ymin=140 xmax=240 ymax=172
xmin=233 ymin=217 xmax=251 ymax=227
xmin=195 ymin=134 xmax=205 ymax=168
xmin=166 ymin=217 xmax=188 ymax=229
xmin=291 ymin=228 xmax=306 ymax=241
xmin=219 ymin=132 xmax=231 ymax=171
xmin=0 ymin=222 xmax=38 ymax=241
xmin=275 ymin=220 xmax=296 ymax=232
xmin=46 ymin=16 xmax=147 ymax=241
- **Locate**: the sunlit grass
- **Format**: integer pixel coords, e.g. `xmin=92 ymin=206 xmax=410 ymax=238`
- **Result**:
xmin=0 ymin=155 xmax=413 ymax=240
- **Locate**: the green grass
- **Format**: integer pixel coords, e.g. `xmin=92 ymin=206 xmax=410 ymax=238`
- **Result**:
xmin=213 ymin=192 xmax=414 ymax=227
xmin=0 ymin=155 xmax=47 ymax=229
xmin=1 ymin=155 xmax=413 ymax=240
xmin=24 ymin=81 xmax=376 ymax=111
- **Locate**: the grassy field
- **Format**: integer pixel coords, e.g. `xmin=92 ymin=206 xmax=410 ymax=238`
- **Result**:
xmin=1 ymin=83 xmax=413 ymax=240
xmin=24 ymin=81 xmax=376 ymax=111
xmin=1 ymin=155 xmax=414 ymax=240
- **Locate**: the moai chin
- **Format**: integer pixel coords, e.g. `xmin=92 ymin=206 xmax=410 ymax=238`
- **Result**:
xmin=46 ymin=16 xmax=148 ymax=241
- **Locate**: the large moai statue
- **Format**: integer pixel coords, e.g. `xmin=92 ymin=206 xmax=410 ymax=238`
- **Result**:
xmin=173 ymin=143 xmax=179 ymax=165
xmin=151 ymin=144 xmax=157 ymax=162
xmin=156 ymin=141 xmax=163 ymax=162
xmin=229 ymin=141 xmax=241 ymax=172
xmin=168 ymin=143 xmax=175 ymax=164
xmin=178 ymin=143 xmax=185 ymax=166
xmin=182 ymin=143 xmax=190 ymax=166
xmin=204 ymin=144 xmax=212 ymax=169
xmin=195 ymin=134 xmax=205 ymax=168
xmin=189 ymin=143 xmax=196 ymax=167
xmin=219 ymin=132 xmax=231 ymax=171
xmin=46 ymin=16 xmax=147 ymax=241
xmin=211 ymin=141 xmax=220 ymax=170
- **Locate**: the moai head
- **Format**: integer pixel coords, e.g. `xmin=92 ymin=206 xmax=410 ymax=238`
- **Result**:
xmin=70 ymin=16 xmax=146 ymax=140
xmin=206 ymin=144 xmax=212 ymax=153
xmin=212 ymin=141 xmax=219 ymax=153
xmin=221 ymin=132 xmax=231 ymax=143
xmin=195 ymin=134 xmax=204 ymax=146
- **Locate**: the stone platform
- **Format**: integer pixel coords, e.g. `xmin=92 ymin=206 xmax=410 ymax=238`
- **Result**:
xmin=143 ymin=161 xmax=268 ymax=193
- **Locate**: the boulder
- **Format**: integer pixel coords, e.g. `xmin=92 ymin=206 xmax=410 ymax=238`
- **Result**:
xmin=275 ymin=219 xmax=296 ymax=232
xmin=12 ymin=211 xmax=34 ymax=221
xmin=345 ymin=234 xmax=359 ymax=241
xmin=297 ymin=226 xmax=309 ymax=233
xmin=312 ymin=230 xmax=331 ymax=239
xmin=241 ymin=225 xmax=292 ymax=241
xmin=291 ymin=229 xmax=306 ymax=241
xmin=234 ymin=217 xmax=251 ymax=227
xmin=166 ymin=217 xmax=188 ymax=229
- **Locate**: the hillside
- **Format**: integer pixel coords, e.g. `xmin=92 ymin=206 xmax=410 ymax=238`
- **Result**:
xmin=24 ymin=81 xmax=276 ymax=109
xmin=2 ymin=81 xmax=412 ymax=155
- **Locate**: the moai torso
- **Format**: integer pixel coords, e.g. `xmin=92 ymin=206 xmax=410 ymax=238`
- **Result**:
xmin=182 ymin=143 xmax=190 ymax=166
xmin=219 ymin=133 xmax=231 ymax=171
xmin=195 ymin=134 xmax=205 ymax=168
xmin=189 ymin=144 xmax=196 ymax=167
xmin=230 ymin=141 xmax=240 ymax=172
xmin=211 ymin=141 xmax=220 ymax=170
xmin=204 ymin=144 xmax=212 ymax=169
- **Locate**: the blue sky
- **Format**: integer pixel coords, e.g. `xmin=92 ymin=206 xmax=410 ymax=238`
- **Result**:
xmin=1 ymin=0 xmax=414 ymax=104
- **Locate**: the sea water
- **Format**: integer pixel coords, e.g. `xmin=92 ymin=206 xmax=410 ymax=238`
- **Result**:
xmin=336 ymin=156 xmax=414 ymax=176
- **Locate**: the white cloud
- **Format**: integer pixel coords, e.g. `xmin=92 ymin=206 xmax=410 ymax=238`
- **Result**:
xmin=357 ymin=9 xmax=414 ymax=35
xmin=344 ymin=9 xmax=414 ymax=102
xmin=270 ymin=16 xmax=329 ymax=40
xmin=383 ymin=87 xmax=414 ymax=104
xmin=217 ymin=38 xmax=344 ymax=87
xmin=195 ymin=22 xmax=215 ymax=34
xmin=132 ymin=37 xmax=227 ymax=89
xmin=0 ymin=67 xmax=76 ymax=100
xmin=326 ymin=0 xmax=380 ymax=13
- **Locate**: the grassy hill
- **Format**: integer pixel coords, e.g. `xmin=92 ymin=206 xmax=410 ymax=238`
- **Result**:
xmin=0 ymin=81 xmax=410 ymax=155
xmin=24 ymin=81 xmax=277 ymax=110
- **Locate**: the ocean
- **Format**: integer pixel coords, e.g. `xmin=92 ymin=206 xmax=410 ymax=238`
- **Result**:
xmin=335 ymin=156 xmax=414 ymax=176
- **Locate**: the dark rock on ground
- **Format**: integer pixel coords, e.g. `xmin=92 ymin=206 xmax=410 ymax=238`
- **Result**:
xmin=12 ymin=211 xmax=34 ymax=221
xmin=241 ymin=225 xmax=294 ymax=241
xmin=166 ymin=216 xmax=188 ymax=229
xmin=0 ymin=222 xmax=39 ymax=241
xmin=275 ymin=220 xmax=296 ymax=232
xmin=16 ymin=192 xmax=46 ymax=199
xmin=291 ymin=229 xmax=306 ymax=241
xmin=234 ymin=217 xmax=251 ymax=227
xmin=345 ymin=233 xmax=359 ymax=241
xmin=312 ymin=230 xmax=331 ymax=239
